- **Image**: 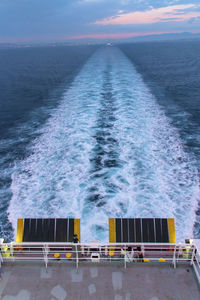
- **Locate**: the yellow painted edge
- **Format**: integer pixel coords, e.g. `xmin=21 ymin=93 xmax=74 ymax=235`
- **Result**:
xmin=144 ymin=259 xmax=150 ymax=262
xmin=168 ymin=218 xmax=176 ymax=243
xmin=74 ymin=218 xmax=81 ymax=242
xmin=158 ymin=258 xmax=166 ymax=262
xmin=16 ymin=218 xmax=24 ymax=243
xmin=109 ymin=218 xmax=116 ymax=243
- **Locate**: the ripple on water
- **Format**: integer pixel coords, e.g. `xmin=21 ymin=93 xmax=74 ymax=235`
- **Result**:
xmin=8 ymin=47 xmax=199 ymax=242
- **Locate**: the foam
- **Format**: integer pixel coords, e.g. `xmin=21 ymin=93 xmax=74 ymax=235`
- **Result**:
xmin=8 ymin=47 xmax=199 ymax=242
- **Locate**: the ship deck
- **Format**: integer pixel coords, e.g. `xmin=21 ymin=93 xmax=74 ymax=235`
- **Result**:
xmin=0 ymin=261 xmax=199 ymax=300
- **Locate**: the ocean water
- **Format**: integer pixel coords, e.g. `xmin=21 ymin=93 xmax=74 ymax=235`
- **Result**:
xmin=0 ymin=41 xmax=200 ymax=242
xmin=119 ymin=40 xmax=200 ymax=238
xmin=0 ymin=45 xmax=98 ymax=239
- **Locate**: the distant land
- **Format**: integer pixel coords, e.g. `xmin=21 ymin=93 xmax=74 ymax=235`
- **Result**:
xmin=126 ymin=32 xmax=200 ymax=42
xmin=0 ymin=32 xmax=200 ymax=48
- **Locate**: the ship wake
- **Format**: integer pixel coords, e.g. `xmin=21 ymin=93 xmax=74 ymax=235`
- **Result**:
xmin=9 ymin=47 xmax=199 ymax=242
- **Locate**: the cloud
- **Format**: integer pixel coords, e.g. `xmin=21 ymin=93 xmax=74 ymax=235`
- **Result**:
xmin=188 ymin=15 xmax=200 ymax=23
xmin=65 ymin=29 xmax=199 ymax=40
xmin=79 ymin=0 xmax=105 ymax=4
xmin=94 ymin=4 xmax=200 ymax=25
xmin=67 ymin=32 xmax=141 ymax=39
xmin=1 ymin=0 xmax=200 ymax=43
xmin=120 ymin=0 xmax=130 ymax=5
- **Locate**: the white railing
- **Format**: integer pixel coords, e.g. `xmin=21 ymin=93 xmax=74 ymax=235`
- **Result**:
xmin=0 ymin=241 xmax=200 ymax=284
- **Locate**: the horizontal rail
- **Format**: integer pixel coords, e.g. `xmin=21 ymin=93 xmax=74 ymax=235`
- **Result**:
xmin=0 ymin=241 xmax=199 ymax=285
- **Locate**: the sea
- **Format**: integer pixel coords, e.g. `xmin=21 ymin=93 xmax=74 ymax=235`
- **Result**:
xmin=0 ymin=40 xmax=200 ymax=242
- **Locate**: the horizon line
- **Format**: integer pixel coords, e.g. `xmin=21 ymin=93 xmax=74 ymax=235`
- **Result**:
xmin=1 ymin=30 xmax=200 ymax=44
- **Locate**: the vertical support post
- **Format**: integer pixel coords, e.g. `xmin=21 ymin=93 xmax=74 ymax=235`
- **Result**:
xmin=142 ymin=244 xmax=145 ymax=257
xmin=43 ymin=244 xmax=48 ymax=269
xmin=190 ymin=246 xmax=195 ymax=266
xmin=105 ymin=245 xmax=108 ymax=256
xmin=177 ymin=244 xmax=181 ymax=262
xmin=124 ymin=248 xmax=127 ymax=269
xmin=44 ymin=256 xmax=48 ymax=268
xmin=0 ymin=239 xmax=4 ymax=263
xmin=87 ymin=245 xmax=90 ymax=256
xmin=173 ymin=245 xmax=177 ymax=268
xmin=81 ymin=245 xmax=84 ymax=256
xmin=76 ymin=245 xmax=79 ymax=269
xmin=10 ymin=242 xmax=14 ymax=257
xmin=10 ymin=242 xmax=14 ymax=261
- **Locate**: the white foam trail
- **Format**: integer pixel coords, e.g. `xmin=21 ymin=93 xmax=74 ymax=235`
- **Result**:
xmin=9 ymin=47 xmax=199 ymax=242
xmin=9 ymin=50 xmax=105 ymax=234
xmin=92 ymin=48 xmax=199 ymax=242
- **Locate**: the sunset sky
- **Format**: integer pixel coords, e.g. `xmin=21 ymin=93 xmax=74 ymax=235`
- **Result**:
xmin=1 ymin=0 xmax=200 ymax=43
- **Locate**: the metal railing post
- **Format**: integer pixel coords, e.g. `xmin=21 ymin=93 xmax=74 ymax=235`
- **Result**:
xmin=0 ymin=240 xmax=3 ymax=263
xmin=105 ymin=245 xmax=108 ymax=256
xmin=43 ymin=244 xmax=48 ymax=268
xmin=10 ymin=242 xmax=15 ymax=262
xmin=177 ymin=244 xmax=182 ymax=262
xmin=10 ymin=243 xmax=13 ymax=256
xmin=76 ymin=245 xmax=79 ymax=269
xmin=142 ymin=244 xmax=145 ymax=257
xmin=173 ymin=245 xmax=177 ymax=268
xmin=124 ymin=248 xmax=127 ymax=269
xmin=190 ymin=246 xmax=196 ymax=266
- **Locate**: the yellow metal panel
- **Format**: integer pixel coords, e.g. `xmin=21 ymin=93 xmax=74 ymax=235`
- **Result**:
xmin=109 ymin=218 xmax=116 ymax=243
xmin=74 ymin=219 xmax=81 ymax=242
xmin=16 ymin=218 xmax=24 ymax=242
xmin=168 ymin=218 xmax=176 ymax=243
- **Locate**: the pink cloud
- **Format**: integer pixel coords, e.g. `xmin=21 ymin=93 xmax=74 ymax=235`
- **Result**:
xmin=67 ymin=32 xmax=143 ymax=39
xmin=94 ymin=4 xmax=200 ymax=25
xmin=1 ymin=29 xmax=200 ymax=44
xmin=65 ymin=30 xmax=199 ymax=40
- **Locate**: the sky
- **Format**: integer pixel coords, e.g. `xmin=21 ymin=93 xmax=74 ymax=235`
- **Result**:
xmin=0 ymin=0 xmax=200 ymax=43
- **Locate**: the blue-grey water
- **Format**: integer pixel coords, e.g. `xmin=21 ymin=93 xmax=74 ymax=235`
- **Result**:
xmin=0 ymin=41 xmax=200 ymax=242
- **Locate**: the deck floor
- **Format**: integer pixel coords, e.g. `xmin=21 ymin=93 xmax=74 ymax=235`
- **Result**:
xmin=0 ymin=262 xmax=199 ymax=300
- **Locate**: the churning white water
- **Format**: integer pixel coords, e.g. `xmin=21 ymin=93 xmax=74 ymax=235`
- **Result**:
xmin=9 ymin=47 xmax=199 ymax=241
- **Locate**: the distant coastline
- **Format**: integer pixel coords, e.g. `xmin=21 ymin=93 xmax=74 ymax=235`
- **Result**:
xmin=1 ymin=32 xmax=200 ymax=49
